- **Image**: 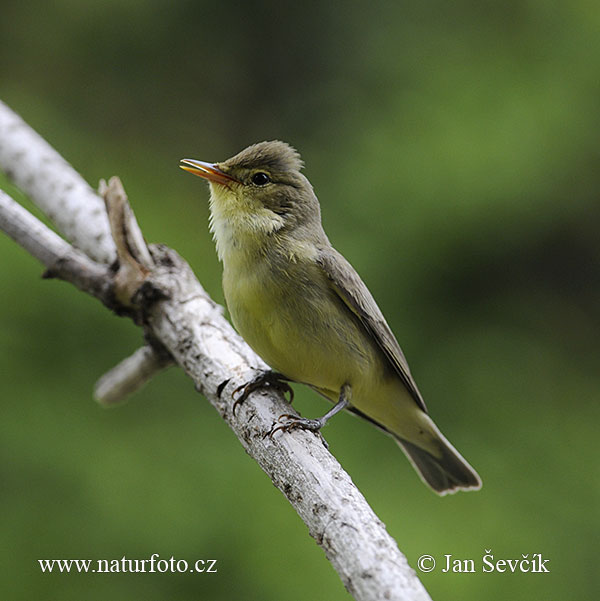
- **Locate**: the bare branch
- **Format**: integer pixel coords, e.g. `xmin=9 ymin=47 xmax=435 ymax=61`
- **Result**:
xmin=100 ymin=176 xmax=154 ymax=269
xmin=0 ymin=99 xmax=115 ymax=263
xmin=0 ymin=101 xmax=433 ymax=601
xmin=94 ymin=345 xmax=173 ymax=406
xmin=0 ymin=100 xmax=165 ymax=401
xmin=101 ymin=176 xmax=152 ymax=306
xmin=0 ymin=189 xmax=113 ymax=303
xmin=144 ymin=245 xmax=432 ymax=601
xmin=0 ymin=185 xmax=170 ymax=403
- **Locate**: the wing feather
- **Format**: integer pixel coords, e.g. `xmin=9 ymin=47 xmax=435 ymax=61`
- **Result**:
xmin=317 ymin=248 xmax=427 ymax=413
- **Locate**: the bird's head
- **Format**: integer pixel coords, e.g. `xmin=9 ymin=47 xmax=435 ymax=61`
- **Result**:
xmin=181 ymin=141 xmax=324 ymax=260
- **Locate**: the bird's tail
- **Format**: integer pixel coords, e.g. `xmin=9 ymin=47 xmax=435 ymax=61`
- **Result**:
xmin=395 ymin=423 xmax=482 ymax=495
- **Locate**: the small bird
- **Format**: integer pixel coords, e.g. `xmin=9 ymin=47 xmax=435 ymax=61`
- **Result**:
xmin=180 ymin=141 xmax=481 ymax=495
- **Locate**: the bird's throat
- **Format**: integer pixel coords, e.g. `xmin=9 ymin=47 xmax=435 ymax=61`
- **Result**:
xmin=208 ymin=184 xmax=285 ymax=263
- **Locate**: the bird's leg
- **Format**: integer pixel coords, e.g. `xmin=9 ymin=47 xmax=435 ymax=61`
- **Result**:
xmin=268 ymin=383 xmax=351 ymax=438
xmin=232 ymin=369 xmax=294 ymax=416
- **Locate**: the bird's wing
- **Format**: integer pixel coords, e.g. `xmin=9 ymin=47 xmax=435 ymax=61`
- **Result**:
xmin=317 ymin=248 xmax=427 ymax=413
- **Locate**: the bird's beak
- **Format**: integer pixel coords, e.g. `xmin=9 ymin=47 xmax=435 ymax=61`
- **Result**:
xmin=179 ymin=159 xmax=237 ymax=185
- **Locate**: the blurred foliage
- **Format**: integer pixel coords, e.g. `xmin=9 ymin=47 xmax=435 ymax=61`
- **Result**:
xmin=1 ymin=1 xmax=598 ymax=599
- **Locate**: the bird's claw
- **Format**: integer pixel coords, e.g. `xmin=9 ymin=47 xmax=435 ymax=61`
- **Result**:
xmin=265 ymin=414 xmax=325 ymax=439
xmin=232 ymin=370 xmax=294 ymax=416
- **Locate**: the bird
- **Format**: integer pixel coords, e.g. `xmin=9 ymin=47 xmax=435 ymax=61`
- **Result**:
xmin=180 ymin=140 xmax=481 ymax=495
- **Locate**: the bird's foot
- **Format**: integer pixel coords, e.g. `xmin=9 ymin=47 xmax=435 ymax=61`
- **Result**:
xmin=232 ymin=370 xmax=294 ymax=416
xmin=268 ymin=413 xmax=326 ymax=436
xmin=264 ymin=388 xmax=350 ymax=446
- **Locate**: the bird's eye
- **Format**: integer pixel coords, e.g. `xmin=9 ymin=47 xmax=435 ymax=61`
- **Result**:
xmin=251 ymin=172 xmax=270 ymax=186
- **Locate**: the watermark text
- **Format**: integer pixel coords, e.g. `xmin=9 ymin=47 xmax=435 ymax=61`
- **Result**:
xmin=38 ymin=554 xmax=218 ymax=574
xmin=417 ymin=550 xmax=549 ymax=574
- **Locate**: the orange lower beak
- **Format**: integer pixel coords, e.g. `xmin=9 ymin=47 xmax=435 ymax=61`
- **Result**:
xmin=179 ymin=159 xmax=237 ymax=185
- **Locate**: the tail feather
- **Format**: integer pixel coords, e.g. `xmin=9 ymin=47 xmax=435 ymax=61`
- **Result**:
xmin=345 ymin=403 xmax=481 ymax=494
xmin=397 ymin=436 xmax=482 ymax=495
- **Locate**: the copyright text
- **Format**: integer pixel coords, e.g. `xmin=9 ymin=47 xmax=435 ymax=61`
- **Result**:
xmin=417 ymin=550 xmax=549 ymax=574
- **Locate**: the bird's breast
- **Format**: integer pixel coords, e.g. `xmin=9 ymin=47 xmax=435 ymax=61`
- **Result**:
xmin=221 ymin=250 xmax=380 ymax=394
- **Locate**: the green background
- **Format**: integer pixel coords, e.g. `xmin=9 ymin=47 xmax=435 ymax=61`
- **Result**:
xmin=1 ymin=1 xmax=598 ymax=599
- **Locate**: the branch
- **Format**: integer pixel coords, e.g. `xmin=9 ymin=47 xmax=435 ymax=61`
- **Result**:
xmin=0 ymin=100 xmax=115 ymax=263
xmin=0 ymin=100 xmax=432 ymax=601
xmin=0 ymin=189 xmax=114 ymax=303
xmin=0 ymin=100 xmax=167 ymax=402
xmin=94 ymin=345 xmax=173 ymax=406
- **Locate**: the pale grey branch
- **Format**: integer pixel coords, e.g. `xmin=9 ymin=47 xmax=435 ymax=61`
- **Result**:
xmin=0 ymin=100 xmax=433 ymax=601
xmin=146 ymin=245 xmax=432 ymax=601
xmin=0 ymin=189 xmax=113 ymax=302
xmin=0 ymin=100 xmax=168 ymax=397
xmin=0 ymin=100 xmax=115 ymax=263
xmin=94 ymin=345 xmax=173 ymax=406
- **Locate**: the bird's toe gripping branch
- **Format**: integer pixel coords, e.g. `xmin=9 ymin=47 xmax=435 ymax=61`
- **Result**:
xmin=266 ymin=383 xmax=351 ymax=442
xmin=232 ymin=369 xmax=295 ymax=416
